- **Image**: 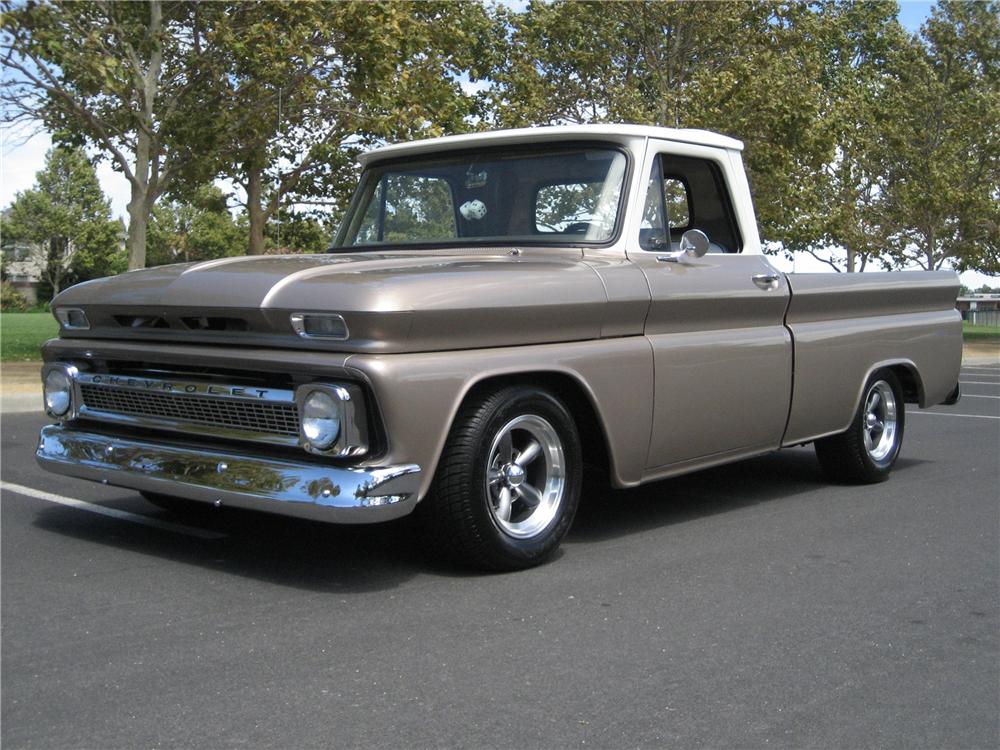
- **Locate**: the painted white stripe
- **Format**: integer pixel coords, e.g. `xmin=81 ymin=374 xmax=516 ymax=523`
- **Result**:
xmin=0 ymin=481 xmax=226 ymax=540
xmin=962 ymin=394 xmax=1000 ymax=400
xmin=912 ymin=412 xmax=1000 ymax=421
xmin=960 ymin=381 xmax=1000 ymax=386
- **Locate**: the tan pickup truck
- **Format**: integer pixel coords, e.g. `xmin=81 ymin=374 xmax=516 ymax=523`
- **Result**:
xmin=37 ymin=125 xmax=962 ymax=570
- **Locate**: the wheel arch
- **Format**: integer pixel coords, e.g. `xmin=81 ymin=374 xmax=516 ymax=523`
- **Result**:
xmin=853 ymin=359 xmax=924 ymax=414
xmin=457 ymin=370 xmax=614 ymax=485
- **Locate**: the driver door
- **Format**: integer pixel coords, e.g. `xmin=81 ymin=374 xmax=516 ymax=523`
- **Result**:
xmin=629 ymin=141 xmax=792 ymax=475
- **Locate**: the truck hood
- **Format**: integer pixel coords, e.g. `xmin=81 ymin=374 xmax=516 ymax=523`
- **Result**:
xmin=52 ymin=249 xmax=618 ymax=353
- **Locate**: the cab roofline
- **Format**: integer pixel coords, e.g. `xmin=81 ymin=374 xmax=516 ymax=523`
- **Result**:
xmin=357 ymin=124 xmax=745 ymax=165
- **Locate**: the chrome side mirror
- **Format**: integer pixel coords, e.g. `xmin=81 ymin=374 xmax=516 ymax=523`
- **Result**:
xmin=657 ymin=229 xmax=710 ymax=264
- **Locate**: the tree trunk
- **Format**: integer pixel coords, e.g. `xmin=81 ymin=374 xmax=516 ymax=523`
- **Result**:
xmin=48 ymin=237 xmax=62 ymax=297
xmin=846 ymin=247 xmax=856 ymax=273
xmin=126 ymin=181 xmax=149 ymax=271
xmin=124 ymin=0 xmax=162 ymax=272
xmin=246 ymin=166 xmax=266 ymax=255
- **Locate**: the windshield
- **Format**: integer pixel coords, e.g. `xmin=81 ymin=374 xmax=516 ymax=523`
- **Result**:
xmin=335 ymin=145 xmax=628 ymax=248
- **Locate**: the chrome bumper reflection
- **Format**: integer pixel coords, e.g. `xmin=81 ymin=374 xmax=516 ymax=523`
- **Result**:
xmin=35 ymin=425 xmax=421 ymax=523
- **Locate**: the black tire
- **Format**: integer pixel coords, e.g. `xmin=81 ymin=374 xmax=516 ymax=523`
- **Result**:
xmin=815 ymin=369 xmax=905 ymax=484
xmin=140 ymin=491 xmax=204 ymax=514
xmin=417 ymin=385 xmax=583 ymax=571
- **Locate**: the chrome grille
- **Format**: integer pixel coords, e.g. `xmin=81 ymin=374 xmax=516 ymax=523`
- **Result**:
xmin=79 ymin=383 xmax=299 ymax=442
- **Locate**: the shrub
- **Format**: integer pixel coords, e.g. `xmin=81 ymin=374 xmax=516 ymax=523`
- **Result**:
xmin=0 ymin=282 xmax=29 ymax=312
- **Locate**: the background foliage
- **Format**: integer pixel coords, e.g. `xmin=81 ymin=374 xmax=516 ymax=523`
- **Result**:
xmin=2 ymin=0 xmax=997 ymax=290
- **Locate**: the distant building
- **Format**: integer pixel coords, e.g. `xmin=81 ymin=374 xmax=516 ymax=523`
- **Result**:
xmin=1 ymin=238 xmax=46 ymax=306
xmin=957 ymin=295 xmax=1000 ymax=326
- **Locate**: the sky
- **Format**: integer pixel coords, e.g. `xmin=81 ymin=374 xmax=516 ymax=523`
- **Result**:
xmin=1 ymin=0 xmax=995 ymax=288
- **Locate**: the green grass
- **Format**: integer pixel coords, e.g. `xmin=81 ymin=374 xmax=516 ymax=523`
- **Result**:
xmin=1 ymin=312 xmax=59 ymax=361
xmin=963 ymin=321 xmax=1000 ymax=341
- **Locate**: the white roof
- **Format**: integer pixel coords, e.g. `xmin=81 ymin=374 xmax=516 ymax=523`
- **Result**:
xmin=358 ymin=124 xmax=744 ymax=164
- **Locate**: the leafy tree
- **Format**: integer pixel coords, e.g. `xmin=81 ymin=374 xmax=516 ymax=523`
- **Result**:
xmin=265 ymin=210 xmax=331 ymax=254
xmin=147 ymin=185 xmax=243 ymax=266
xmin=2 ymin=1 xmax=237 ymax=270
xmin=2 ymin=147 xmax=122 ymax=297
xmin=778 ymin=1 xmax=905 ymax=272
xmin=489 ymin=0 xmax=999 ymax=275
xmin=879 ymin=1 xmax=999 ymax=274
xmin=209 ymin=1 xmax=492 ymax=255
xmin=490 ymin=2 xmax=847 ymax=248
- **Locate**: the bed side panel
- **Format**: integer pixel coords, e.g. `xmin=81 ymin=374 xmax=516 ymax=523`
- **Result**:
xmin=783 ymin=272 xmax=961 ymax=445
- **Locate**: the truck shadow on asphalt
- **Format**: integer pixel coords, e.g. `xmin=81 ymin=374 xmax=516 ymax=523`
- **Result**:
xmin=570 ymin=448 xmax=926 ymax=542
xmin=30 ymin=447 xmax=928 ymax=592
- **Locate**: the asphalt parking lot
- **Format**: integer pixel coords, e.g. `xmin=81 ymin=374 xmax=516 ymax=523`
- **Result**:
xmin=2 ymin=363 xmax=998 ymax=749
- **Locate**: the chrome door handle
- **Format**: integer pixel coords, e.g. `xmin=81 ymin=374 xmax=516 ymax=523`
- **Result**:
xmin=752 ymin=273 xmax=781 ymax=290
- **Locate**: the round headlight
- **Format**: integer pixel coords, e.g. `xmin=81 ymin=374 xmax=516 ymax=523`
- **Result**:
xmin=301 ymin=391 xmax=341 ymax=449
xmin=44 ymin=369 xmax=72 ymax=417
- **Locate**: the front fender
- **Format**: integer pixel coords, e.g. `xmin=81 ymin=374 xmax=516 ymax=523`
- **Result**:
xmin=346 ymin=336 xmax=654 ymax=500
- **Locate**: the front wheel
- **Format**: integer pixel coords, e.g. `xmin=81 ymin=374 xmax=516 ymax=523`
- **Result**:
xmin=815 ymin=369 xmax=905 ymax=483
xmin=417 ymin=385 xmax=583 ymax=571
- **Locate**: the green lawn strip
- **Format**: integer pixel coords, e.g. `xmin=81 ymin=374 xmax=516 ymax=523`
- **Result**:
xmin=1 ymin=312 xmax=59 ymax=361
xmin=963 ymin=322 xmax=1000 ymax=341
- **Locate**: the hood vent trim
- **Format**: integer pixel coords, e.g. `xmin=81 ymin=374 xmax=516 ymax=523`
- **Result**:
xmin=114 ymin=315 xmax=171 ymax=329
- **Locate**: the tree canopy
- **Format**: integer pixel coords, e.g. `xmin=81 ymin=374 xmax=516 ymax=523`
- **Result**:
xmin=2 ymin=0 xmax=997 ymax=277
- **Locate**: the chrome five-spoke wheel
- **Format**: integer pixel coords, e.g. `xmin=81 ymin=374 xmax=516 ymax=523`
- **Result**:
xmin=862 ymin=380 xmax=898 ymax=463
xmin=815 ymin=368 xmax=905 ymax=484
xmin=486 ymin=414 xmax=566 ymax=539
xmin=420 ymin=385 xmax=583 ymax=571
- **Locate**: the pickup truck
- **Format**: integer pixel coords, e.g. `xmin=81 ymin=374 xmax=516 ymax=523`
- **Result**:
xmin=36 ymin=124 xmax=963 ymax=570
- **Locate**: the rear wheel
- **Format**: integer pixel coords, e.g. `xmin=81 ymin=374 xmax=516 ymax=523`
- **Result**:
xmin=418 ymin=385 xmax=583 ymax=571
xmin=815 ymin=369 xmax=905 ymax=483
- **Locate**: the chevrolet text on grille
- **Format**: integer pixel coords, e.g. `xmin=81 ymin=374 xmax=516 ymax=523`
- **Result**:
xmin=80 ymin=373 xmax=272 ymax=400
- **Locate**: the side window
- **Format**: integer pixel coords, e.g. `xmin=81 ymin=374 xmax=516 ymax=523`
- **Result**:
xmin=353 ymin=174 xmax=457 ymax=244
xmin=639 ymin=152 xmax=742 ymax=253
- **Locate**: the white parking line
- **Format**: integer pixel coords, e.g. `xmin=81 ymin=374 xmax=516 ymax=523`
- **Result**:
xmin=0 ymin=482 xmax=227 ymax=540
xmin=960 ymin=381 xmax=1000 ymax=386
xmin=962 ymin=394 xmax=1000 ymax=400
xmin=912 ymin=412 xmax=1000 ymax=420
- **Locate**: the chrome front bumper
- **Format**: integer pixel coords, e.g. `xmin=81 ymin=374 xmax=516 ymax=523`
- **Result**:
xmin=35 ymin=425 xmax=422 ymax=523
